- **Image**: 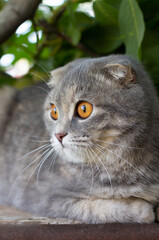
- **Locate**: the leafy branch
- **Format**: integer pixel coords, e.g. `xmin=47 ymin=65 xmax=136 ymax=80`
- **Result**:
xmin=38 ymin=19 xmax=99 ymax=57
xmin=0 ymin=0 xmax=159 ymax=91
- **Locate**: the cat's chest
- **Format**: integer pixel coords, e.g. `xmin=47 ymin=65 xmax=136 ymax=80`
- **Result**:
xmin=64 ymin=161 xmax=138 ymax=185
xmin=60 ymin=163 xmax=139 ymax=195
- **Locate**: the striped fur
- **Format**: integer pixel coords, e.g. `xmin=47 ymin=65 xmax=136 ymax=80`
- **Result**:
xmin=0 ymin=55 xmax=159 ymax=223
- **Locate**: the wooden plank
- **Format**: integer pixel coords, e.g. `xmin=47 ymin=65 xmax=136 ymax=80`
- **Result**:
xmin=0 ymin=223 xmax=159 ymax=240
xmin=1 ymin=206 xmax=159 ymax=240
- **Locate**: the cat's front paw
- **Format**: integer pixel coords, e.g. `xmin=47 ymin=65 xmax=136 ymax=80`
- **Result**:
xmin=71 ymin=198 xmax=155 ymax=223
xmin=132 ymin=200 xmax=155 ymax=223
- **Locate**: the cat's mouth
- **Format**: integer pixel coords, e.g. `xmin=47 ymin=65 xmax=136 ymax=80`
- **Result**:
xmin=50 ymin=135 xmax=90 ymax=148
xmin=50 ymin=135 xmax=90 ymax=159
xmin=51 ymin=140 xmax=85 ymax=163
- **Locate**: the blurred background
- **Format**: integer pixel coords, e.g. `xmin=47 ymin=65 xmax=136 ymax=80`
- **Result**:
xmin=0 ymin=0 xmax=159 ymax=91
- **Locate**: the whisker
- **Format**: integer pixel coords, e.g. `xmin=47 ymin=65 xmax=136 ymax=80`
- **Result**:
xmin=75 ymin=147 xmax=84 ymax=186
xmin=91 ymin=138 xmax=141 ymax=150
xmin=34 ymin=61 xmax=51 ymax=79
xmin=23 ymin=148 xmax=54 ymax=192
xmin=20 ymin=151 xmax=54 ymax=195
xmin=45 ymin=151 xmax=58 ymax=180
xmin=31 ymin=86 xmax=50 ymax=94
xmin=29 ymin=140 xmax=50 ymax=143
xmin=23 ymin=133 xmax=50 ymax=139
xmin=36 ymin=148 xmax=55 ymax=186
xmin=17 ymin=143 xmax=51 ymax=162
xmin=85 ymin=149 xmax=94 ymax=196
xmin=30 ymin=71 xmax=48 ymax=84
xmin=89 ymin=144 xmax=113 ymax=191
xmin=8 ymin=146 xmax=51 ymax=199
xmin=88 ymin=148 xmax=104 ymax=195
xmin=95 ymin=142 xmax=147 ymax=180
xmin=87 ymin=148 xmax=100 ymax=173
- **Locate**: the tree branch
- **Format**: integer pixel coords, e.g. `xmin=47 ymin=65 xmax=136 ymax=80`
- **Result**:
xmin=0 ymin=0 xmax=42 ymax=45
xmin=52 ymin=29 xmax=99 ymax=57
xmin=38 ymin=20 xmax=99 ymax=57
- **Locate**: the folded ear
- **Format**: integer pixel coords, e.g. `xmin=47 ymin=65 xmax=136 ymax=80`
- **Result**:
xmin=48 ymin=66 xmax=66 ymax=88
xmin=105 ymin=63 xmax=136 ymax=85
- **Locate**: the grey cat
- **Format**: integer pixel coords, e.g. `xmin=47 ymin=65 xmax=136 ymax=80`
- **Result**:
xmin=0 ymin=55 xmax=159 ymax=223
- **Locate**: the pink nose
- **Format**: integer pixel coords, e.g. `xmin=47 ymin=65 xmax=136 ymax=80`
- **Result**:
xmin=55 ymin=133 xmax=67 ymax=143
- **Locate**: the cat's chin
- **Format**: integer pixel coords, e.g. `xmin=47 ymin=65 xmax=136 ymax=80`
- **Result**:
xmin=50 ymin=137 xmax=84 ymax=163
xmin=58 ymin=147 xmax=84 ymax=163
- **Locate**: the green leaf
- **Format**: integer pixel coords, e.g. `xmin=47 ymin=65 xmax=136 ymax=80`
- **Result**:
xmin=0 ymin=72 xmax=16 ymax=87
xmin=7 ymin=45 xmax=33 ymax=64
xmin=3 ymin=26 xmax=39 ymax=65
xmin=0 ymin=0 xmax=6 ymax=10
xmin=0 ymin=47 xmax=3 ymax=58
xmin=58 ymin=11 xmax=93 ymax=36
xmin=93 ymin=0 xmax=121 ymax=26
xmin=119 ymin=0 xmax=145 ymax=59
xmin=58 ymin=3 xmax=81 ymax=45
xmin=34 ymin=58 xmax=54 ymax=72
xmin=67 ymin=2 xmax=81 ymax=45
xmin=143 ymin=45 xmax=159 ymax=90
xmin=52 ymin=44 xmax=83 ymax=68
xmin=138 ymin=0 xmax=159 ymax=22
xmin=73 ymin=0 xmax=92 ymax=3
xmin=44 ymin=37 xmax=62 ymax=58
xmin=67 ymin=23 xmax=81 ymax=45
xmin=74 ymin=12 xmax=94 ymax=31
xmin=83 ymin=25 xmax=122 ymax=54
xmin=143 ymin=29 xmax=159 ymax=49
xmin=92 ymin=0 xmax=122 ymax=53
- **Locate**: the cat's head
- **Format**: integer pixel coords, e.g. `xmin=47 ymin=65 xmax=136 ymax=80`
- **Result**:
xmin=44 ymin=56 xmax=148 ymax=164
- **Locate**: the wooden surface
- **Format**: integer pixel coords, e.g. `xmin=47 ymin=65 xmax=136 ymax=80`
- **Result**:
xmin=1 ymin=222 xmax=159 ymax=240
xmin=0 ymin=206 xmax=159 ymax=240
xmin=0 ymin=206 xmax=78 ymax=224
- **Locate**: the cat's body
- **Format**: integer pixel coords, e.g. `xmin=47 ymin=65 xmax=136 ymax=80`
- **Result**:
xmin=0 ymin=55 xmax=159 ymax=223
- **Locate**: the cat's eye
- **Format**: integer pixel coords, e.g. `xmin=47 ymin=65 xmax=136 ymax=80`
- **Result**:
xmin=51 ymin=104 xmax=58 ymax=120
xmin=77 ymin=101 xmax=93 ymax=119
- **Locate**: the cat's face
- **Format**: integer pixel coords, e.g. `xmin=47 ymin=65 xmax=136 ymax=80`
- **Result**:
xmin=44 ymin=57 xmax=147 ymax=164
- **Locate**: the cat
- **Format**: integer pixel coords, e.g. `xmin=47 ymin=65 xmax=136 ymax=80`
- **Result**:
xmin=0 ymin=54 xmax=159 ymax=223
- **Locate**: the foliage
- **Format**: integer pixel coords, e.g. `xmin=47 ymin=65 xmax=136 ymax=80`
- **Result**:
xmin=0 ymin=0 xmax=159 ymax=91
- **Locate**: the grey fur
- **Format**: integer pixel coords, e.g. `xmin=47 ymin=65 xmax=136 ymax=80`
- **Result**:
xmin=0 ymin=55 xmax=159 ymax=223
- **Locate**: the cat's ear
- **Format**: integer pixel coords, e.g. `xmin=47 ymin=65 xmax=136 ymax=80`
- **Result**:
xmin=105 ymin=63 xmax=136 ymax=85
xmin=48 ymin=66 xmax=66 ymax=87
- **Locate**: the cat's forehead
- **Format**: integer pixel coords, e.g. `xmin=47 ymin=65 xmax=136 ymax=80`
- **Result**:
xmin=49 ymin=55 xmax=133 ymax=90
xmin=48 ymin=55 xmax=136 ymax=103
xmin=50 ymin=63 xmax=99 ymax=100
xmin=49 ymin=59 xmax=99 ymax=88
xmin=50 ymin=75 xmax=93 ymax=105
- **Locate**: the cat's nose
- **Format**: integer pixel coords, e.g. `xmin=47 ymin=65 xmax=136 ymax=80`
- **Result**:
xmin=55 ymin=133 xmax=67 ymax=143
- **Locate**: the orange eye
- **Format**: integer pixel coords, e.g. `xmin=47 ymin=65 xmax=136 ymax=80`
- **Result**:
xmin=77 ymin=101 xmax=93 ymax=119
xmin=51 ymin=104 xmax=58 ymax=120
